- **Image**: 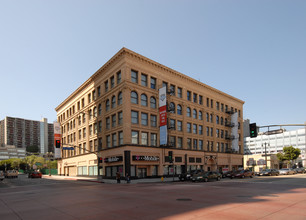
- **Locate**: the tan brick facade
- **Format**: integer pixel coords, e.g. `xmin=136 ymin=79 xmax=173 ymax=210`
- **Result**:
xmin=56 ymin=48 xmax=244 ymax=178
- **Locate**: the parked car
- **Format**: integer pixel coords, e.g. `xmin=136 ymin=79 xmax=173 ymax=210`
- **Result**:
xmin=5 ymin=170 xmax=18 ymax=178
xmin=260 ymin=169 xmax=280 ymax=176
xmin=192 ymin=171 xmax=221 ymax=182
xmin=279 ymin=168 xmax=295 ymax=175
xmin=295 ymin=167 xmax=306 ymax=174
xmin=179 ymin=169 xmax=204 ymax=181
xmin=0 ymin=171 xmax=4 ymax=181
xmin=28 ymin=171 xmax=42 ymax=178
xmin=231 ymin=170 xmax=254 ymax=178
xmin=226 ymin=170 xmax=239 ymax=178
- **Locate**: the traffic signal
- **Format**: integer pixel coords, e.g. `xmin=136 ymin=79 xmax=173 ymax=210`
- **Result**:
xmin=249 ymin=123 xmax=257 ymax=138
xmin=168 ymin=151 xmax=173 ymax=163
xmin=98 ymin=157 xmax=103 ymax=164
xmin=55 ymin=140 xmax=61 ymax=148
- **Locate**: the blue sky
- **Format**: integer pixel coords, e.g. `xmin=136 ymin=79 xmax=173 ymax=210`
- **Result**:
xmin=0 ymin=0 xmax=305 ymax=130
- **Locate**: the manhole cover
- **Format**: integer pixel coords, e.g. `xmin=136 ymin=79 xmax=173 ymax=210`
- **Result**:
xmin=176 ymin=198 xmax=192 ymax=201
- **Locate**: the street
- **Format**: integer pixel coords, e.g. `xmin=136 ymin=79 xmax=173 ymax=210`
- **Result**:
xmin=0 ymin=174 xmax=306 ymax=219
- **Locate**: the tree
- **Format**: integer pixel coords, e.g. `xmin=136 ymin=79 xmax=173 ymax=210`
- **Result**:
xmin=277 ymin=146 xmax=301 ymax=167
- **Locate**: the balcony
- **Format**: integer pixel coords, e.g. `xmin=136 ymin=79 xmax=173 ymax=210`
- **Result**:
xmin=225 ymin=121 xmax=235 ymax=127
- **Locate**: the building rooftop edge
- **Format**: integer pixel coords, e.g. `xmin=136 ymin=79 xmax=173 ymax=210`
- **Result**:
xmin=55 ymin=47 xmax=245 ymax=112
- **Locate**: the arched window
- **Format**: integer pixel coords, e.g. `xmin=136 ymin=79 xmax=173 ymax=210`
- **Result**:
xmin=131 ymin=91 xmax=138 ymax=104
xmin=118 ymin=92 xmax=122 ymax=105
xmin=141 ymin=94 xmax=147 ymax=106
xmin=106 ymin=99 xmax=110 ymax=111
xmin=98 ymin=104 xmax=102 ymax=116
xmin=177 ymin=105 xmax=182 ymax=115
xmin=93 ymin=107 xmax=97 ymax=117
xmin=111 ymin=95 xmax=116 ymax=108
xmin=150 ymin=97 xmax=156 ymax=108
xmin=193 ymin=109 xmax=197 ymax=119
xmin=199 ymin=111 xmax=203 ymax=120
xmin=169 ymin=102 xmax=175 ymax=113
xmin=187 ymin=107 xmax=191 ymax=117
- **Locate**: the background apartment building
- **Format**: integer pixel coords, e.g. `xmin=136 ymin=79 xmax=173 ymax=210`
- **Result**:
xmin=0 ymin=117 xmax=54 ymax=155
xmin=56 ymin=48 xmax=244 ymax=178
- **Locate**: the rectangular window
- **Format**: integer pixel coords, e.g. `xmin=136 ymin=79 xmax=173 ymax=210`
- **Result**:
xmin=169 ymin=136 xmax=176 ymax=147
xmin=83 ymin=128 xmax=86 ymax=138
xmin=211 ymin=99 xmax=214 ymax=108
xmin=150 ymin=115 xmax=157 ymax=127
xmin=193 ymin=124 xmax=197 ymax=134
xmin=88 ymin=93 xmax=91 ymax=103
xmin=119 ymin=131 xmax=123 ymax=145
xmin=92 ymin=90 xmax=96 ymax=101
xmin=89 ymin=125 xmax=93 ymax=136
xmin=187 ymin=138 xmax=192 ymax=149
xmin=193 ymin=93 xmax=197 ymax=103
xmin=199 ymin=125 xmax=203 ymax=135
xmin=162 ymin=81 xmax=168 ymax=89
xmin=151 ymin=133 xmax=157 ymax=146
xmin=141 ymin=132 xmax=148 ymax=145
xmin=82 ymin=98 xmax=85 ymax=108
xmin=170 ymin=84 xmax=175 ymax=96
xmin=131 ymin=131 xmax=139 ymax=144
xmin=117 ymin=71 xmax=121 ymax=84
xmin=199 ymin=95 xmax=203 ymax=105
xmin=187 ymin=91 xmax=191 ymax=101
xmin=131 ymin=70 xmax=138 ymax=83
xmin=177 ymin=120 xmax=182 ymax=131
xmin=110 ymin=76 xmax=115 ymax=88
xmin=177 ymin=87 xmax=182 ymax=98
xmin=141 ymin=113 xmax=148 ymax=126
xmin=131 ymin=111 xmax=139 ymax=124
xmin=187 ymin=123 xmax=191 ymax=133
xmin=170 ymin=119 xmax=175 ymax=130
xmin=112 ymin=114 xmax=116 ymax=128
xmin=106 ymin=117 xmax=110 ymax=129
xmin=193 ymin=139 xmax=198 ymax=150
xmin=216 ymin=102 xmax=220 ymax=110
xmin=206 ymin=127 xmax=209 ymax=136
xmin=150 ymin=77 xmax=156 ymax=89
xmin=210 ymin=127 xmax=213 ymax=136
xmin=112 ymin=133 xmax=117 ymax=147
xmin=141 ymin=74 xmax=148 ymax=87
xmin=118 ymin=111 xmax=123 ymax=125
xmin=199 ymin=140 xmax=203 ymax=150
xmin=221 ymin=103 xmax=224 ymax=112
xmin=177 ymin=137 xmax=183 ymax=148
xmin=97 ymin=86 xmax=101 ymax=97
xmin=206 ymin=98 xmax=209 ymax=107
xmin=106 ymin=135 xmax=111 ymax=148
xmin=105 ymin=80 xmax=108 ymax=92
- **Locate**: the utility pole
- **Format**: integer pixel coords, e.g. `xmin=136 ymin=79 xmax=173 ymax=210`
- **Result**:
xmin=262 ymin=142 xmax=269 ymax=169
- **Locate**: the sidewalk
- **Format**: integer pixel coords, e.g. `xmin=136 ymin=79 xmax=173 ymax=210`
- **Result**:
xmin=43 ymin=174 xmax=179 ymax=184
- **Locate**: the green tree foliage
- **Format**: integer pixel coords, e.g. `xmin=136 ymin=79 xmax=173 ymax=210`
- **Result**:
xmin=277 ymin=146 xmax=301 ymax=166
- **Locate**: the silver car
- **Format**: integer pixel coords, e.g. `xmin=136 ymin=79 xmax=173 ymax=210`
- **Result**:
xmin=279 ymin=168 xmax=295 ymax=175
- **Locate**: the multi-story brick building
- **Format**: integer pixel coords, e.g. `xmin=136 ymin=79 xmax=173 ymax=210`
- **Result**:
xmin=56 ymin=48 xmax=244 ymax=178
xmin=0 ymin=117 xmax=54 ymax=155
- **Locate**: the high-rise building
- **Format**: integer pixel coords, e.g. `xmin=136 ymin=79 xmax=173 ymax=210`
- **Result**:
xmin=0 ymin=117 xmax=54 ymax=154
xmin=56 ymin=48 xmax=244 ymax=178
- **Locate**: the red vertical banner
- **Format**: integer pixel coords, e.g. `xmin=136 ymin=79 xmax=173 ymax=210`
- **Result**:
xmin=159 ymin=106 xmax=167 ymax=126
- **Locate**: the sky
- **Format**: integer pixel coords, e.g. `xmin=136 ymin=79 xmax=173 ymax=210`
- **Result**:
xmin=0 ymin=0 xmax=305 ymax=131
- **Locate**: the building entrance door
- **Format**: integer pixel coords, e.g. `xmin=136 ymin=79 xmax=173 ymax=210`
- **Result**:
xmin=137 ymin=168 xmax=147 ymax=178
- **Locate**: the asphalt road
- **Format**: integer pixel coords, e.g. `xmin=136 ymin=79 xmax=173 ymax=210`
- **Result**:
xmin=0 ymin=174 xmax=306 ymax=220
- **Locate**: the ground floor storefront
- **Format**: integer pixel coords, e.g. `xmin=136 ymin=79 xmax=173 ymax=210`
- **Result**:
xmin=58 ymin=146 xmax=243 ymax=179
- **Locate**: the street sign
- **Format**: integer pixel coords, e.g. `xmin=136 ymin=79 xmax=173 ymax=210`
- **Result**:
xmin=63 ymin=147 xmax=74 ymax=150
